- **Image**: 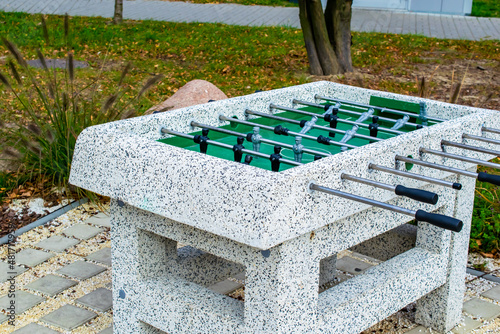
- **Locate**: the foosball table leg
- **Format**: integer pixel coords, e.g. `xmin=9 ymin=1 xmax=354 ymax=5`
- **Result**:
xmin=414 ymin=174 xmax=476 ymax=332
xmin=319 ymin=255 xmax=337 ymax=286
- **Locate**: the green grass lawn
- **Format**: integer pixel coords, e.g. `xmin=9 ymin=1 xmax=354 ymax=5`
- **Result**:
xmin=0 ymin=11 xmax=499 ymax=254
xmin=471 ymin=0 xmax=500 ymax=18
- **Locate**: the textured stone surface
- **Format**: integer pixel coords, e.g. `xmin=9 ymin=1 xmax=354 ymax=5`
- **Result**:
xmin=463 ymin=298 xmax=500 ymax=320
xmin=0 ymin=290 xmax=45 ymax=314
xmin=481 ymin=284 xmax=500 ymax=301
xmin=14 ymin=248 xmax=53 ymax=267
xmin=25 ymin=274 xmax=78 ymax=296
xmin=0 ymin=262 xmax=27 ymax=283
xmin=76 ymin=288 xmax=112 ymax=312
xmin=35 ymin=235 xmax=79 ymax=252
xmin=451 ymin=316 xmax=482 ymax=334
xmin=41 ymin=304 xmax=97 ymax=330
xmin=12 ymin=323 xmax=60 ymax=333
xmin=62 ymin=223 xmax=103 ymax=240
xmin=57 ymin=261 xmax=106 ymax=280
xmin=86 ymin=247 xmax=111 ymax=266
xmin=85 ymin=212 xmax=111 ymax=228
xmin=145 ymin=79 xmax=227 ymax=114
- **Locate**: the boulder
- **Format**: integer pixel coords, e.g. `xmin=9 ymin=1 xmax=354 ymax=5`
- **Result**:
xmin=145 ymin=79 xmax=228 ymax=114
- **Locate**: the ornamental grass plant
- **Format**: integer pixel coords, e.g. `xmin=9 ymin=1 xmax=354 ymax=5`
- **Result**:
xmin=0 ymin=15 xmax=163 ymax=200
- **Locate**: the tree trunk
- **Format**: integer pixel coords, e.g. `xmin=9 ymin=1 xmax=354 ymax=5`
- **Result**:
xmin=298 ymin=0 xmax=352 ymax=75
xmin=113 ymin=0 xmax=123 ymax=25
xmin=325 ymin=0 xmax=353 ymax=72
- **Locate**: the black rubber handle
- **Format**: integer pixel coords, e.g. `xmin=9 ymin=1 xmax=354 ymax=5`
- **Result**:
xmin=477 ymin=172 xmax=500 ymax=186
xmin=415 ymin=210 xmax=463 ymax=232
xmin=395 ymin=185 xmax=438 ymax=205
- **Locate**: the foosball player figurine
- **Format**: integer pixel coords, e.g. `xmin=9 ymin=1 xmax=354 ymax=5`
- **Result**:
xmin=246 ymin=126 xmax=263 ymax=152
xmin=369 ymin=116 xmax=380 ymax=143
xmin=324 ymin=106 xmax=339 ymax=137
xmin=193 ymin=128 xmax=210 ymax=154
xmin=292 ymin=136 xmax=304 ymax=163
xmin=232 ymin=137 xmax=245 ymax=163
xmin=270 ymin=145 xmax=282 ymax=172
xmin=243 ymin=155 xmax=253 ymax=165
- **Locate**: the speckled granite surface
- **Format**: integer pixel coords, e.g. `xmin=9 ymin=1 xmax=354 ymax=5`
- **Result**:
xmin=69 ymin=81 xmax=500 ymax=333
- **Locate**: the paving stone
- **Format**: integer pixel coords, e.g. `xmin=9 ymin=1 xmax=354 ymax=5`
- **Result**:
xmin=85 ymin=212 xmax=111 ymax=228
xmin=0 ymin=313 xmax=7 ymax=324
xmin=336 ymin=255 xmax=373 ymax=275
xmin=62 ymin=224 xmax=103 ymax=240
xmin=0 ymin=290 xmax=45 ymax=313
xmin=41 ymin=304 xmax=97 ymax=330
xmin=14 ymin=248 xmax=53 ymax=267
xmin=28 ymin=58 xmax=88 ymax=69
xmin=208 ymin=280 xmax=242 ymax=295
xmin=463 ymin=297 xmax=500 ymax=320
xmin=451 ymin=316 xmax=483 ymax=334
xmin=76 ymin=288 xmax=112 ymax=312
xmin=12 ymin=323 xmax=60 ymax=333
xmin=35 ymin=235 xmax=79 ymax=252
xmin=0 ymin=261 xmax=27 ymax=283
xmin=86 ymin=247 xmax=111 ymax=266
xmin=481 ymin=284 xmax=500 ymax=301
xmin=25 ymin=274 xmax=78 ymax=297
xmin=482 ymin=274 xmax=500 ymax=284
xmin=404 ymin=326 xmax=432 ymax=333
xmin=99 ymin=326 xmax=113 ymax=334
xmin=57 ymin=260 xmax=106 ymax=280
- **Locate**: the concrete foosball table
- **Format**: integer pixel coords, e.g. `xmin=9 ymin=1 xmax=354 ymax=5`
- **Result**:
xmin=69 ymin=81 xmax=500 ymax=333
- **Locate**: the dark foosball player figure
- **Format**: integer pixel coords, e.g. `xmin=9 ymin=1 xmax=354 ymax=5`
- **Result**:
xmin=369 ymin=116 xmax=380 ymax=143
xmin=243 ymin=155 xmax=253 ymax=165
xmin=232 ymin=137 xmax=245 ymax=163
xmin=193 ymin=128 xmax=210 ymax=154
xmin=270 ymin=145 xmax=283 ymax=172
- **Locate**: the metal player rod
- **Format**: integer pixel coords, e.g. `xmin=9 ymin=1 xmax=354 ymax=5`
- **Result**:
xmin=309 ymin=183 xmax=462 ymax=232
xmin=368 ymin=163 xmax=462 ymax=190
xmin=218 ymin=115 xmax=357 ymax=149
xmin=395 ymin=155 xmax=500 ymax=186
xmin=420 ymin=148 xmax=500 ymax=170
xmin=245 ymin=109 xmax=382 ymax=142
xmin=441 ymin=140 xmax=500 ymax=157
xmin=463 ymin=134 xmax=500 ymax=146
xmin=269 ymin=103 xmax=403 ymax=136
xmin=160 ymin=128 xmax=301 ymax=167
xmin=190 ymin=121 xmax=331 ymax=158
xmin=314 ymin=94 xmax=446 ymax=123
xmin=341 ymin=173 xmax=438 ymax=204
xmin=292 ymin=99 xmax=422 ymax=129
xmin=483 ymin=127 xmax=500 ymax=135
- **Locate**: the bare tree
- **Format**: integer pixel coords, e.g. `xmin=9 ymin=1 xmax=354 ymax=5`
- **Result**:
xmin=113 ymin=0 xmax=123 ymax=24
xmin=298 ymin=0 xmax=353 ymax=75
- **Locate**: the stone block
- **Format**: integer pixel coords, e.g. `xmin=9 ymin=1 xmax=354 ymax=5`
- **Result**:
xmin=99 ymin=326 xmax=113 ymax=334
xmin=404 ymin=326 xmax=432 ymax=333
xmin=451 ymin=316 xmax=482 ymax=334
xmin=14 ymin=248 xmax=53 ymax=267
xmin=35 ymin=235 xmax=79 ymax=252
xmin=41 ymin=304 xmax=97 ymax=330
xmin=0 ymin=262 xmax=27 ymax=283
xmin=12 ymin=323 xmax=60 ymax=333
xmin=208 ymin=280 xmax=242 ymax=295
xmin=463 ymin=298 xmax=500 ymax=320
xmin=25 ymin=274 xmax=78 ymax=296
xmin=0 ymin=290 xmax=45 ymax=314
xmin=85 ymin=213 xmax=111 ymax=228
xmin=62 ymin=224 xmax=103 ymax=240
xmin=0 ymin=313 xmax=7 ymax=324
xmin=86 ymin=247 xmax=111 ymax=266
xmin=481 ymin=284 xmax=500 ymax=301
xmin=336 ymin=255 xmax=373 ymax=275
xmin=57 ymin=261 xmax=106 ymax=280
xmin=76 ymin=288 xmax=112 ymax=312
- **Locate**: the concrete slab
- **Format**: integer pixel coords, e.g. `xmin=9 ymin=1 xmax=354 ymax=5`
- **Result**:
xmin=35 ymin=235 xmax=79 ymax=252
xmin=85 ymin=213 xmax=111 ymax=228
xmin=336 ymin=255 xmax=373 ymax=275
xmin=12 ymin=323 xmax=60 ymax=333
xmin=25 ymin=274 xmax=78 ymax=296
xmin=0 ymin=262 xmax=27 ymax=283
xmin=0 ymin=313 xmax=7 ymax=324
xmin=41 ymin=304 xmax=97 ymax=330
xmin=57 ymin=261 xmax=106 ymax=280
xmin=99 ymin=325 xmax=113 ymax=334
xmin=86 ymin=247 xmax=111 ymax=266
xmin=208 ymin=280 xmax=242 ymax=295
xmin=14 ymin=248 xmax=53 ymax=267
xmin=405 ymin=326 xmax=432 ymax=333
xmin=481 ymin=284 xmax=500 ymax=301
xmin=0 ymin=290 xmax=45 ymax=314
xmin=482 ymin=274 xmax=500 ymax=284
xmin=62 ymin=224 xmax=103 ymax=240
xmin=76 ymin=288 xmax=112 ymax=312
xmin=463 ymin=298 xmax=500 ymax=320
xmin=451 ymin=316 xmax=483 ymax=334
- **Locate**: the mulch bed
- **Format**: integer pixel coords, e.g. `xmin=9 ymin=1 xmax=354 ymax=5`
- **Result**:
xmin=0 ymin=204 xmax=46 ymax=238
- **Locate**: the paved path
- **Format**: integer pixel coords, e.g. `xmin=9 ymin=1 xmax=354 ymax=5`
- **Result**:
xmin=0 ymin=0 xmax=499 ymax=40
